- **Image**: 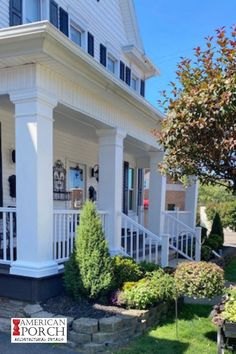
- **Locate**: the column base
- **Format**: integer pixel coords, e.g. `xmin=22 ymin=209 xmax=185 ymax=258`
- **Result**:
xmin=10 ymin=260 xmax=59 ymax=278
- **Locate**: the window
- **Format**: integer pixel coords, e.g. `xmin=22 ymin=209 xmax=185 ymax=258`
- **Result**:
xmin=128 ymin=168 xmax=134 ymax=210
xmin=107 ymin=55 xmax=116 ymax=74
xmin=9 ymin=0 xmax=22 ymax=26
xmin=131 ymin=75 xmax=138 ymax=91
xmin=125 ymin=66 xmax=131 ymax=86
xmin=120 ymin=61 xmax=125 ymax=81
xmin=49 ymin=0 xmax=58 ymax=28
xmin=70 ymin=23 xmax=82 ymax=46
xmin=25 ymin=0 xmax=40 ymax=23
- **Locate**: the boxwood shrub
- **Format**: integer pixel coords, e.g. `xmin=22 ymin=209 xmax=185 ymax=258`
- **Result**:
xmin=120 ymin=269 xmax=176 ymax=309
xmin=175 ymin=261 xmax=224 ymax=299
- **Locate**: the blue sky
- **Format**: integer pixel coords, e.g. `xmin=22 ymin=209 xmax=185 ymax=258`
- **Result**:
xmin=134 ymin=0 xmax=236 ymax=110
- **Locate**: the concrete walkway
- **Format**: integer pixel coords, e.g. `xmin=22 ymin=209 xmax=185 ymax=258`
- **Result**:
xmin=224 ymin=229 xmax=236 ymax=247
xmin=0 ymin=332 xmax=77 ymax=354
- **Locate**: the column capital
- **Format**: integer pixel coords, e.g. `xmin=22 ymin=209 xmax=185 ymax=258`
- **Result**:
xmin=9 ymin=88 xmax=58 ymax=109
xmin=96 ymin=128 xmax=127 ymax=147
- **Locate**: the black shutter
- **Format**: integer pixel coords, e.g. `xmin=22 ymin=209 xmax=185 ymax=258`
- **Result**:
xmin=59 ymin=7 xmax=69 ymax=36
xmin=87 ymin=32 xmax=94 ymax=57
xmin=120 ymin=61 xmax=125 ymax=81
xmin=123 ymin=161 xmax=129 ymax=215
xmin=100 ymin=44 xmax=107 ymax=67
xmin=50 ymin=0 xmax=59 ymax=28
xmin=137 ymin=169 xmax=143 ymax=210
xmin=125 ymin=66 xmax=131 ymax=86
xmin=9 ymin=0 xmax=22 ymax=26
xmin=140 ymin=79 xmax=145 ymax=97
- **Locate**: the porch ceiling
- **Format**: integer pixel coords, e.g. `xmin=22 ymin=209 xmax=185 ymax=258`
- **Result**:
xmin=54 ymin=104 xmax=157 ymax=159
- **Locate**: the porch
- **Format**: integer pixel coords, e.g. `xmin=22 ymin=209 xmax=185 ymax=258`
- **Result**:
xmin=0 ymin=22 xmax=200 ymax=300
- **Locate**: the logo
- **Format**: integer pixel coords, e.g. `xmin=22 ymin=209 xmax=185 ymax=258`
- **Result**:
xmin=11 ymin=318 xmax=67 ymax=343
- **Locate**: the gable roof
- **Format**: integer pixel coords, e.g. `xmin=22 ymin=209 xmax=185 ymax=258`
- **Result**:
xmin=119 ymin=0 xmax=144 ymax=52
xmin=119 ymin=0 xmax=159 ymax=78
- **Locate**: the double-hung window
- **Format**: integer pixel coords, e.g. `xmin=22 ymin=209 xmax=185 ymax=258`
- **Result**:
xmin=131 ymin=75 xmax=138 ymax=91
xmin=107 ymin=55 xmax=116 ymax=74
xmin=70 ymin=22 xmax=83 ymax=47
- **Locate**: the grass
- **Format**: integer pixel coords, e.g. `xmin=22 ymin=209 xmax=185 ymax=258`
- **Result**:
xmin=116 ymin=304 xmax=231 ymax=354
xmin=225 ymin=257 xmax=236 ymax=282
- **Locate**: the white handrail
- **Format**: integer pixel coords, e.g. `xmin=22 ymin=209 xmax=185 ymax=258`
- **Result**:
xmin=163 ymin=211 xmax=195 ymax=233
xmin=122 ymin=213 xmax=162 ymax=242
xmin=121 ymin=213 xmax=164 ymax=266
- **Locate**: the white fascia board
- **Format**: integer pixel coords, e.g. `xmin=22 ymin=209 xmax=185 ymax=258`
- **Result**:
xmin=122 ymin=45 xmax=160 ymax=78
xmin=0 ymin=21 xmax=165 ymax=123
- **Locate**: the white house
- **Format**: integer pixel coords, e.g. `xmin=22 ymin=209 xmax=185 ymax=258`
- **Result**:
xmin=0 ymin=0 xmax=200 ymax=301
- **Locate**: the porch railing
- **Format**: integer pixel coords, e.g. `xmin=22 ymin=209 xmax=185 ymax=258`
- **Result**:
xmin=53 ymin=209 xmax=108 ymax=263
xmin=0 ymin=207 xmax=17 ymax=265
xmin=121 ymin=213 xmax=167 ymax=266
xmin=163 ymin=211 xmax=201 ymax=261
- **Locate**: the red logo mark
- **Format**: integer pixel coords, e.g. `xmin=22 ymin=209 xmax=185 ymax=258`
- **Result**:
xmin=12 ymin=319 xmax=20 ymax=336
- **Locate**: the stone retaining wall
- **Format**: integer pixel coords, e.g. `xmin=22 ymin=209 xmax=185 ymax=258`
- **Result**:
xmin=0 ymin=299 xmax=171 ymax=353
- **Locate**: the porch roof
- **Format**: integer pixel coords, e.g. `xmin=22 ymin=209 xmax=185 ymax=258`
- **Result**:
xmin=0 ymin=21 xmax=164 ymax=126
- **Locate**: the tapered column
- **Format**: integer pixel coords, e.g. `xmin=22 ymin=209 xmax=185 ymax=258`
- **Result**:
xmin=148 ymin=151 xmax=166 ymax=235
xmin=97 ymin=128 xmax=126 ymax=254
xmin=185 ymin=177 xmax=199 ymax=229
xmin=9 ymin=89 xmax=58 ymax=277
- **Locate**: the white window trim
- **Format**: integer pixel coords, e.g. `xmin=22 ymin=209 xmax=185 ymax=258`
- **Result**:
xmin=131 ymin=73 xmax=139 ymax=92
xmin=69 ymin=12 xmax=88 ymax=50
xmin=70 ymin=21 xmax=85 ymax=48
xmin=107 ymin=53 xmax=118 ymax=75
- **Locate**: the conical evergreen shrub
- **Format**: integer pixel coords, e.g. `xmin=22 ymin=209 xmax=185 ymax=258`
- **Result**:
xmin=75 ymin=201 xmax=113 ymax=299
xmin=210 ymin=212 xmax=224 ymax=244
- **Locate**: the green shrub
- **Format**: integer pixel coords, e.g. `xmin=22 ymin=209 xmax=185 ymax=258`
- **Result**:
xmin=64 ymin=251 xmax=84 ymax=299
xmin=211 ymin=212 xmax=224 ymax=243
xmin=222 ymin=288 xmax=236 ymax=323
xmin=138 ymin=261 xmax=160 ymax=274
xmin=112 ymin=256 xmax=142 ymax=289
xmin=75 ymin=201 xmax=113 ymax=299
xmin=122 ymin=269 xmax=175 ymax=310
xmin=205 ymin=233 xmax=222 ymax=250
xmin=175 ymin=261 xmax=224 ymax=299
xmin=201 ymin=245 xmax=212 ymax=261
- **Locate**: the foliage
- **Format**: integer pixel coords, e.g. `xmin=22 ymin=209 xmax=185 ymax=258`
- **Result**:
xmin=198 ymin=184 xmax=235 ymax=206
xmin=138 ymin=261 xmax=160 ymax=274
xmin=121 ymin=269 xmax=176 ymax=310
xmin=157 ymin=27 xmax=236 ymax=194
xmin=201 ymin=245 xmax=212 ymax=261
xmin=225 ymin=257 xmax=236 ymax=282
xmin=117 ymin=304 xmax=227 ymax=354
xmin=111 ymin=256 xmax=142 ymax=290
xmin=175 ymin=261 xmax=224 ymax=298
xmin=75 ymin=201 xmax=113 ymax=299
xmin=64 ymin=251 xmax=84 ymax=300
xmin=222 ymin=288 xmax=236 ymax=323
xmin=210 ymin=212 xmax=224 ymax=241
xmin=206 ymin=200 xmax=236 ymax=231
xmin=205 ymin=233 xmax=223 ymax=251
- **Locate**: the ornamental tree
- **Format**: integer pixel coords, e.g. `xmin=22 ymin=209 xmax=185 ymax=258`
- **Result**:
xmin=157 ymin=26 xmax=236 ymax=194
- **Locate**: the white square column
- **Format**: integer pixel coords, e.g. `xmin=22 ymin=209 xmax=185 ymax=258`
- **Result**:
xmin=185 ymin=177 xmax=199 ymax=229
xmin=97 ymin=128 xmax=126 ymax=254
xmin=148 ymin=151 xmax=166 ymax=236
xmin=9 ymin=89 xmax=58 ymax=278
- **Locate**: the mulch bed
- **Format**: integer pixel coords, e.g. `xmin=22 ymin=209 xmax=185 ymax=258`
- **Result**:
xmin=42 ymin=295 xmax=125 ymax=319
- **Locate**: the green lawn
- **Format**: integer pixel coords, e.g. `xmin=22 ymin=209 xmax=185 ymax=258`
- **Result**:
xmin=225 ymin=257 xmax=236 ymax=282
xmin=116 ymin=304 xmax=231 ymax=354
